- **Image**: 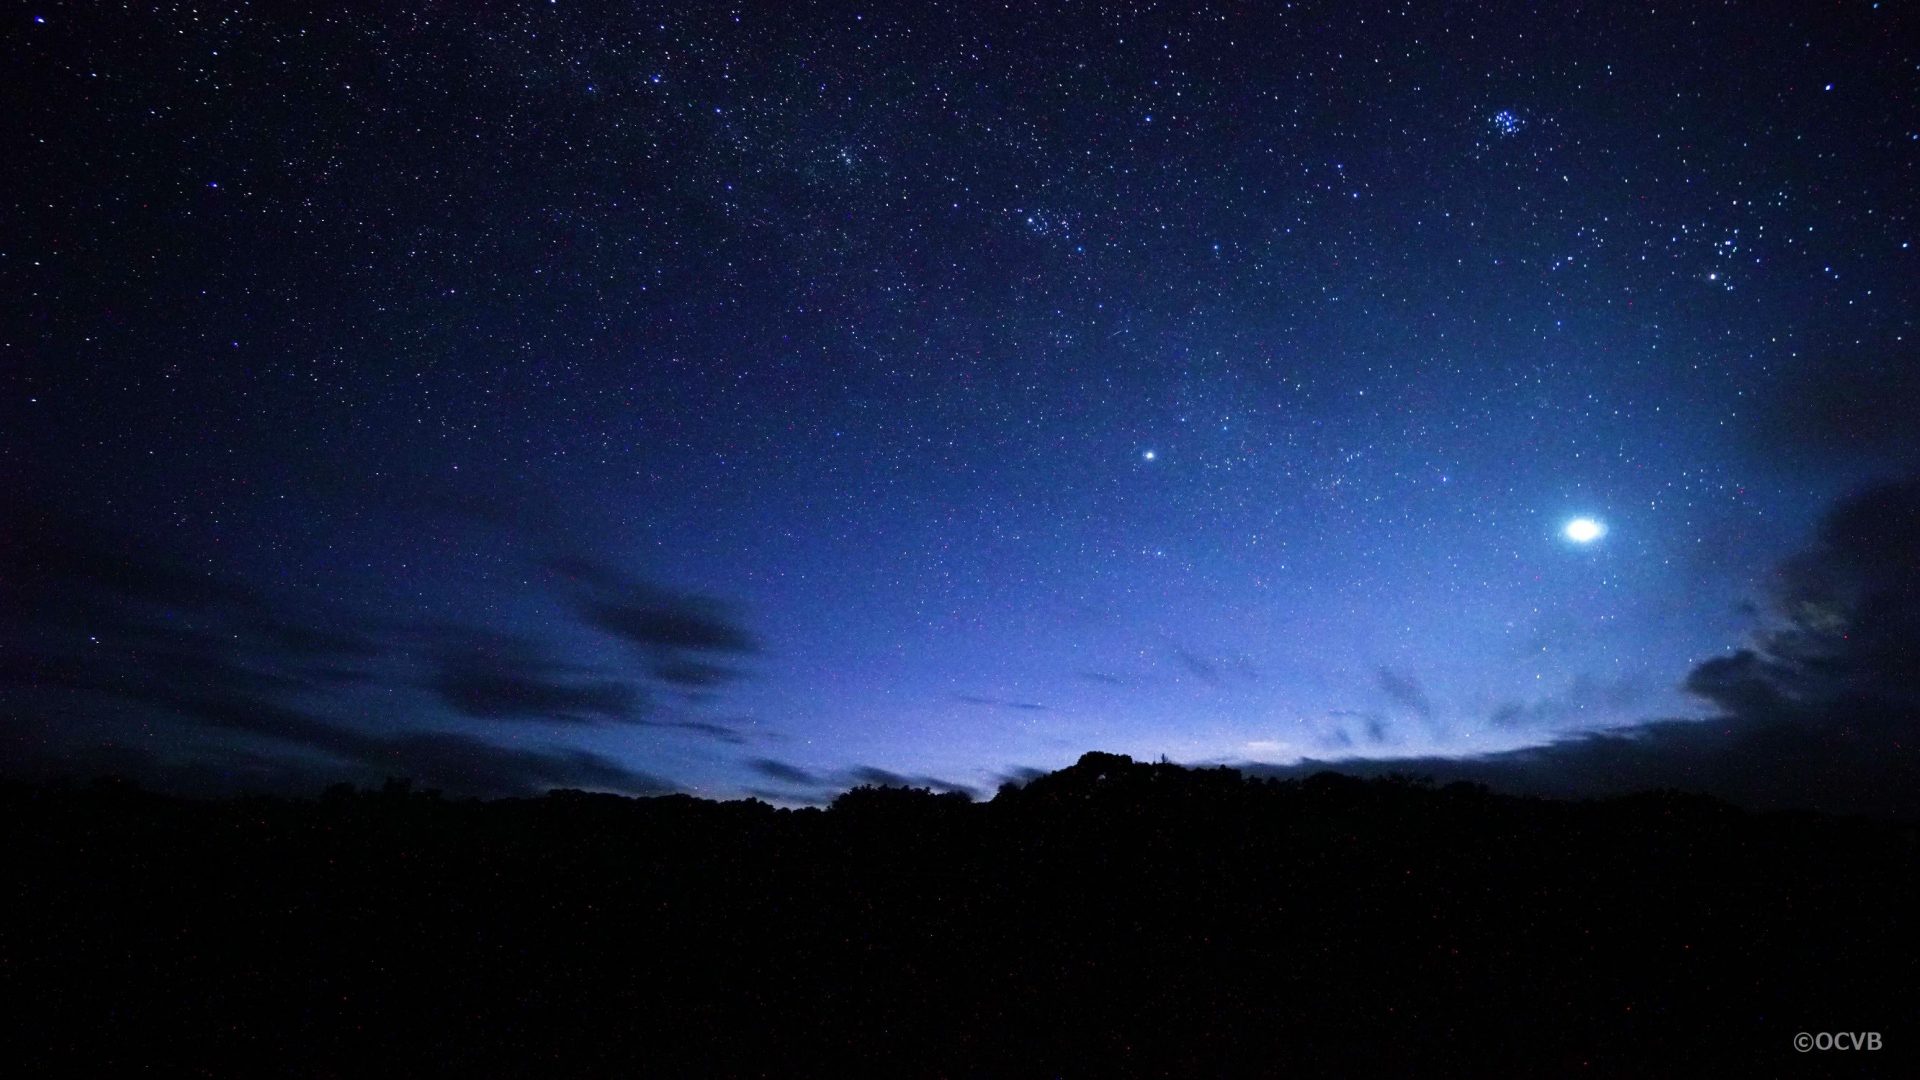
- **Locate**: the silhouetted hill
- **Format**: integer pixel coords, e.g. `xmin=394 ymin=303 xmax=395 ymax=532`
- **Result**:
xmin=4 ymin=754 xmax=1914 ymax=1076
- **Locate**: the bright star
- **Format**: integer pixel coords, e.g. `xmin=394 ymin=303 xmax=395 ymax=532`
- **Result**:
xmin=1563 ymin=517 xmax=1606 ymax=543
xmin=1142 ymin=449 xmax=1157 ymax=462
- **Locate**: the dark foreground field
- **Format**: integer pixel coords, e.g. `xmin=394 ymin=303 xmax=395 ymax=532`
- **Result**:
xmin=5 ymin=753 xmax=1913 ymax=1076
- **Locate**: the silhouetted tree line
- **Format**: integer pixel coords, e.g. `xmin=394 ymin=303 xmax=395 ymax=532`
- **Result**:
xmin=4 ymin=753 xmax=1914 ymax=1075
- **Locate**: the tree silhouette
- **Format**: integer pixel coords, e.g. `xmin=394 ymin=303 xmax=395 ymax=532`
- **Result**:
xmin=3 ymin=754 xmax=1913 ymax=1075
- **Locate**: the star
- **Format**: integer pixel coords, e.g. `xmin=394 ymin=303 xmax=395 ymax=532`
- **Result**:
xmin=1141 ymin=449 xmax=1157 ymax=462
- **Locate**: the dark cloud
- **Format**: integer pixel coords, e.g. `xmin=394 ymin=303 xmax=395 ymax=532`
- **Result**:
xmin=660 ymin=719 xmax=749 ymax=744
xmin=164 ymin=684 xmax=674 ymax=796
xmin=586 ymin=597 xmax=757 ymax=655
xmin=748 ymin=758 xmax=821 ymax=786
xmin=0 ymin=511 xmax=385 ymax=702
xmin=1489 ymin=675 xmax=1649 ymax=731
xmin=540 ymin=555 xmax=629 ymax=592
xmin=741 ymin=788 xmax=830 ymax=807
xmin=298 ymin=666 xmax=377 ymax=687
xmin=370 ymin=731 xmax=677 ymax=799
xmin=1753 ymin=346 xmax=1920 ymax=469
xmin=410 ymin=626 xmax=643 ymax=723
xmin=548 ymin=557 xmax=756 ymax=654
xmin=0 ymin=507 xmax=263 ymax=619
xmin=1376 ymin=669 xmax=1432 ymax=719
xmin=238 ymin=616 xmax=383 ymax=661
xmin=995 ymin=766 xmax=1050 ymax=789
xmin=1166 ymin=644 xmax=1258 ymax=688
xmin=1681 ymin=651 xmax=1785 ymax=719
xmin=545 ymin=557 xmax=758 ymax=701
xmin=1250 ymin=705 xmax=1919 ymax=821
xmin=427 ymin=646 xmax=640 ymax=723
xmin=954 ymin=694 xmax=1049 ymax=711
xmin=650 ymin=657 xmax=739 ymax=689
xmin=408 ymin=480 xmax=573 ymax=540
xmin=743 ymin=759 xmax=978 ymax=799
xmin=0 ymin=509 xmax=680 ymax=798
xmin=9 ymin=670 xmax=674 ymax=799
xmin=27 ymin=743 xmax=346 ymax=798
xmin=1629 ymin=476 xmax=1920 ymax=748
xmin=843 ymin=766 xmax=979 ymax=798
xmin=1170 ymin=647 xmax=1223 ymax=687
xmin=1327 ymin=709 xmax=1390 ymax=746
xmin=1251 ymin=480 xmax=1920 ymax=819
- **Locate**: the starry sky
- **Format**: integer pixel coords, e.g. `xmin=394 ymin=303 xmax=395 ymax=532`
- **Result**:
xmin=4 ymin=1 xmax=1917 ymax=803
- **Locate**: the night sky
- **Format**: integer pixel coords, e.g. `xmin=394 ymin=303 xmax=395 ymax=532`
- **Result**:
xmin=5 ymin=1 xmax=1917 ymax=807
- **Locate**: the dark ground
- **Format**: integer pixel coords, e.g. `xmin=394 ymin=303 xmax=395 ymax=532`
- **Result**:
xmin=4 ymin=752 xmax=1913 ymax=1076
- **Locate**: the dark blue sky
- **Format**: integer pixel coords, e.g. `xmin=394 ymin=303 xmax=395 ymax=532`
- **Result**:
xmin=5 ymin=1 xmax=1916 ymax=803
